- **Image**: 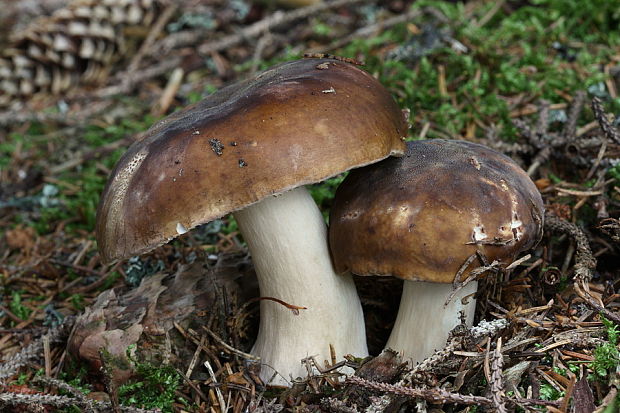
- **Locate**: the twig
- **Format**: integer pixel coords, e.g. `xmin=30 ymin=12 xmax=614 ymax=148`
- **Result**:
xmin=250 ymin=32 xmax=274 ymax=75
xmin=346 ymin=376 xmax=493 ymax=406
xmin=594 ymin=387 xmax=618 ymax=413
xmin=472 ymin=0 xmax=504 ymax=28
xmin=202 ymin=325 xmax=259 ymax=361
xmin=585 ymin=137 xmax=607 ymax=181
xmin=559 ymin=370 xmax=577 ymax=413
xmin=128 ymin=3 xmax=179 ymax=72
xmin=321 ymin=397 xmax=360 ymax=413
xmin=94 ymin=56 xmax=183 ymax=98
xmin=399 ymin=318 xmax=507 ymax=385
xmin=0 ymin=100 xmax=113 ymax=127
xmin=308 ymin=7 xmax=423 ymax=53
xmin=43 ymin=335 xmax=51 ymax=378
xmin=543 ymin=212 xmax=597 ymax=282
xmin=445 ymin=253 xmax=478 ymax=304
xmin=0 ymin=392 xmax=158 ymax=412
xmin=204 ymin=360 xmax=227 ymax=413
xmin=563 ymin=91 xmax=586 ymax=142
xmin=574 ymin=283 xmax=620 ymax=326
xmin=489 ymin=338 xmax=507 ymax=413
xmin=152 ymin=67 xmax=185 ymax=116
xmin=0 ymin=317 xmax=74 ymax=381
xmin=35 ymin=376 xmax=90 ymax=403
xmin=591 ymin=96 xmax=620 ymax=144
xmin=191 ymin=0 xmax=371 ymax=56
xmin=49 ymin=135 xmax=134 ymax=174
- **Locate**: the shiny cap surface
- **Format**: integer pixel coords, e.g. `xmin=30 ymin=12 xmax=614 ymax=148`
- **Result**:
xmin=329 ymin=139 xmax=544 ymax=282
xmin=97 ymin=58 xmax=407 ymax=262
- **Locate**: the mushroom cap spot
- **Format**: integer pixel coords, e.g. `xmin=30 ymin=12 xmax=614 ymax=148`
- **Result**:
xmin=96 ymin=58 xmax=407 ymax=262
xmin=329 ymin=139 xmax=545 ymax=283
xmin=176 ymin=223 xmax=188 ymax=235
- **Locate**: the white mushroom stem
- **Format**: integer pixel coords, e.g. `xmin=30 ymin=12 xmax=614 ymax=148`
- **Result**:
xmin=233 ymin=186 xmax=368 ymax=386
xmin=385 ymin=280 xmax=478 ymax=364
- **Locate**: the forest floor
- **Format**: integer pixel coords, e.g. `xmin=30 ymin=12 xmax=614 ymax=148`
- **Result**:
xmin=0 ymin=0 xmax=619 ymax=412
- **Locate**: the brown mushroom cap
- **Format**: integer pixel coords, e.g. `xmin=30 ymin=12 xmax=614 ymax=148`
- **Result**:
xmin=329 ymin=139 xmax=544 ymax=283
xmin=96 ymin=58 xmax=407 ymax=262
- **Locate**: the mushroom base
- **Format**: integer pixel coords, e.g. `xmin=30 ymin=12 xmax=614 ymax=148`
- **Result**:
xmin=234 ymin=186 xmax=368 ymax=386
xmin=385 ymin=280 xmax=477 ymax=364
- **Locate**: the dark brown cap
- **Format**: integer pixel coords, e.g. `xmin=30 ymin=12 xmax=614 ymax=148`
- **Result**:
xmin=329 ymin=139 xmax=544 ymax=283
xmin=96 ymin=58 xmax=407 ymax=262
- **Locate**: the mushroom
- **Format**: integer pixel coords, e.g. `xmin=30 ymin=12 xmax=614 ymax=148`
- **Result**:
xmin=96 ymin=58 xmax=408 ymax=385
xmin=329 ymin=139 xmax=544 ymax=363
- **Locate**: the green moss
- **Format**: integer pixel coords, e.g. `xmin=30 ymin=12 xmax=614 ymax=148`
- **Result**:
xmin=69 ymin=294 xmax=85 ymax=311
xmin=590 ymin=315 xmax=620 ymax=379
xmin=60 ymin=363 xmax=92 ymax=395
xmin=540 ymin=382 xmax=564 ymax=401
xmin=118 ymin=358 xmax=181 ymax=412
xmin=339 ymin=0 xmax=619 ymax=140
xmin=13 ymin=113 xmax=158 ymax=236
xmin=9 ymin=291 xmax=31 ymax=321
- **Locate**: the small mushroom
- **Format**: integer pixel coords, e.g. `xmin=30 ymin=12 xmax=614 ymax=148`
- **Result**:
xmin=96 ymin=58 xmax=407 ymax=385
xmin=329 ymin=139 xmax=544 ymax=363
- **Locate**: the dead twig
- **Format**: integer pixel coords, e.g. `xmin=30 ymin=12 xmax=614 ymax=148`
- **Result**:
xmin=346 ymin=375 xmax=493 ymax=406
xmin=591 ymin=96 xmax=620 ymax=144
xmin=128 ymin=3 xmax=179 ymax=72
xmin=321 ymin=397 xmax=360 ymax=413
xmin=307 ymin=7 xmax=424 ymax=53
xmin=0 ymin=391 xmax=158 ymax=412
xmin=202 ymin=325 xmax=259 ymax=361
xmin=574 ymin=283 xmax=620 ymax=326
xmin=488 ymin=338 xmax=507 ymax=413
xmin=544 ymin=212 xmax=597 ymax=283
xmin=563 ymin=91 xmax=586 ymax=142
xmin=153 ymin=0 xmax=372 ymax=56
xmin=93 ymin=56 xmax=183 ymax=98
xmin=0 ymin=317 xmax=74 ymax=381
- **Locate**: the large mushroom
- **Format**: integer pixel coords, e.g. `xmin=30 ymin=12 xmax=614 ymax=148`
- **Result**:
xmin=96 ymin=58 xmax=408 ymax=385
xmin=329 ymin=139 xmax=544 ymax=363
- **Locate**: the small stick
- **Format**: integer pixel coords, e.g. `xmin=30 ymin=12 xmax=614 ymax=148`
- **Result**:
xmin=175 ymin=367 xmax=210 ymax=407
xmin=94 ymin=56 xmax=182 ymax=98
xmin=202 ymin=326 xmax=259 ymax=361
xmin=204 ymin=360 xmax=227 ymax=413
xmin=128 ymin=3 xmax=178 ymax=72
xmin=250 ymin=33 xmax=274 ymax=74
xmin=43 ymin=336 xmax=52 ymax=378
xmin=196 ymin=0 xmax=371 ymax=56
xmin=306 ymin=7 xmax=423 ymax=53
xmin=563 ymin=90 xmax=586 ymax=141
xmin=445 ymin=253 xmax=479 ymax=305
xmin=346 ymin=376 xmax=493 ymax=406
xmin=152 ymin=67 xmax=184 ymax=117
xmin=592 ymin=97 xmax=620 ymax=144
xmin=489 ymin=338 xmax=507 ymax=413
xmin=544 ymin=212 xmax=596 ymax=283
xmin=186 ymin=335 xmax=205 ymax=378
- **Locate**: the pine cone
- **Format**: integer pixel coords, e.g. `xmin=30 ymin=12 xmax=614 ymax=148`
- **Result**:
xmin=0 ymin=0 xmax=165 ymax=107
